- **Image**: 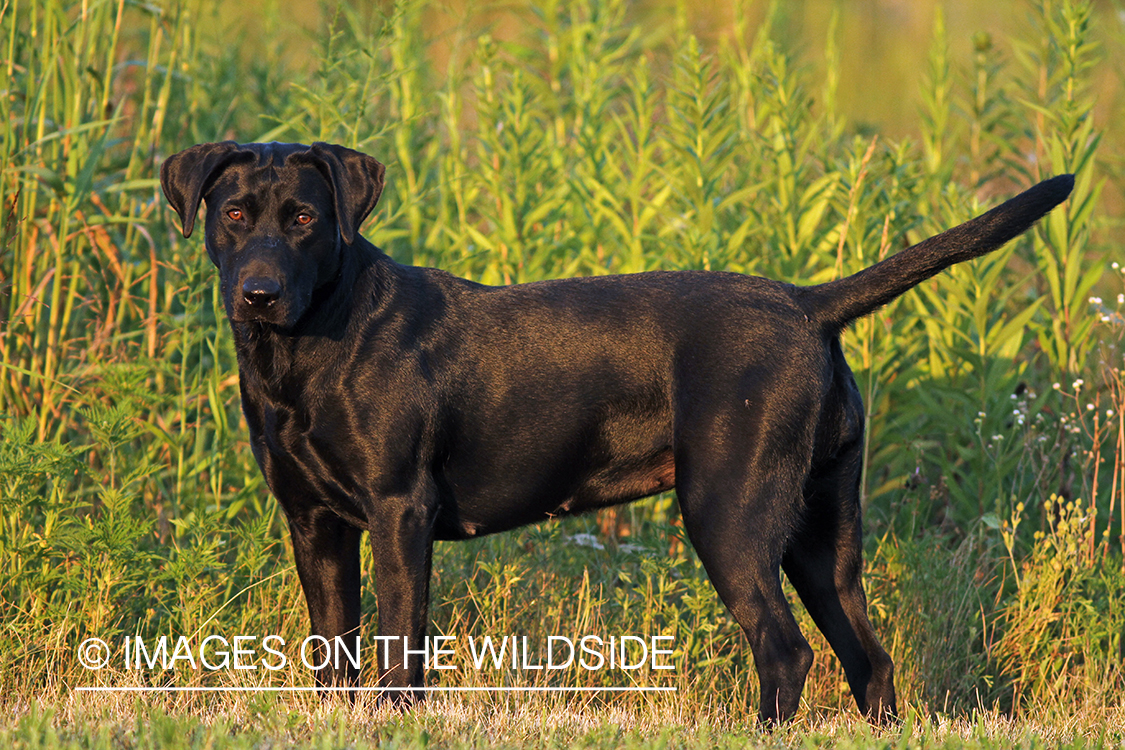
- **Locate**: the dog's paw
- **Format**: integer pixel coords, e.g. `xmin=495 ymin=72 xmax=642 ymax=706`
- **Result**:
xmin=375 ymin=688 xmax=425 ymax=712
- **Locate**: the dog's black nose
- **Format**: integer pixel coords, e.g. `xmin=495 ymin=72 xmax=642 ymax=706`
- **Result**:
xmin=242 ymin=277 xmax=281 ymax=308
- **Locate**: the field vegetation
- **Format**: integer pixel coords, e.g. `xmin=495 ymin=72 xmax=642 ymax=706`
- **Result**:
xmin=1 ymin=0 xmax=1124 ymax=746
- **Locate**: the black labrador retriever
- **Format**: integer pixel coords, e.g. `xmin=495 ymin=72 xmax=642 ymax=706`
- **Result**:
xmin=160 ymin=141 xmax=1072 ymax=723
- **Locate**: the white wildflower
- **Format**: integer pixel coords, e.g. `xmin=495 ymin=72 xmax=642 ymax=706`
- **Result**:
xmin=569 ymin=533 xmax=604 ymax=550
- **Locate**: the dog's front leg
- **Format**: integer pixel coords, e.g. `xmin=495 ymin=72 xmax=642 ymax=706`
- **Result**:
xmin=286 ymin=505 xmax=364 ymax=696
xmin=369 ymin=488 xmax=437 ymax=707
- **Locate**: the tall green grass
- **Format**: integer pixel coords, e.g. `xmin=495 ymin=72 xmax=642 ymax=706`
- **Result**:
xmin=1 ymin=0 xmax=1123 ymax=732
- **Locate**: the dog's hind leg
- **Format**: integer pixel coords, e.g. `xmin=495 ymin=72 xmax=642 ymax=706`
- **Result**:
xmin=674 ymin=433 xmax=816 ymax=724
xmin=782 ymin=442 xmax=897 ymax=723
xmin=678 ymin=481 xmax=813 ymax=723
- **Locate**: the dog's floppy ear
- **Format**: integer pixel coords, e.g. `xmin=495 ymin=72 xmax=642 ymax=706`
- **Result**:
xmin=308 ymin=142 xmax=386 ymax=245
xmin=160 ymin=141 xmax=244 ymax=238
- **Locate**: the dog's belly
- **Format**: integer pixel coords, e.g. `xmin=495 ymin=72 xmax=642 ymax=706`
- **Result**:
xmin=578 ymin=445 xmax=677 ymax=506
xmin=432 ymin=419 xmax=675 ymax=540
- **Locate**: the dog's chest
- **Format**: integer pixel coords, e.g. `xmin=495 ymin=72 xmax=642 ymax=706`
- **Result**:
xmin=243 ymin=370 xmax=427 ymax=519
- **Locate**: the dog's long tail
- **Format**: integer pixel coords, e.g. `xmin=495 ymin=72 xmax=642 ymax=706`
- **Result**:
xmin=800 ymin=174 xmax=1074 ymax=332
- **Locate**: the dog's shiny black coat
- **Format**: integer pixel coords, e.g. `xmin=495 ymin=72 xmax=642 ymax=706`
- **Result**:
xmin=161 ymin=141 xmax=1073 ymax=723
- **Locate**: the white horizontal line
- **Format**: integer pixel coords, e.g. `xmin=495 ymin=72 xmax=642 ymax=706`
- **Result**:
xmin=74 ymin=686 xmax=676 ymax=693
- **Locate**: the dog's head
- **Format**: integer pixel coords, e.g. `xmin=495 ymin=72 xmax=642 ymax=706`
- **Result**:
xmin=160 ymin=141 xmax=385 ymax=328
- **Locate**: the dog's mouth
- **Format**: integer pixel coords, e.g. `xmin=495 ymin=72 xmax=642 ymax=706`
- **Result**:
xmin=232 ymin=301 xmax=298 ymax=328
xmin=233 ymin=305 xmax=290 ymax=326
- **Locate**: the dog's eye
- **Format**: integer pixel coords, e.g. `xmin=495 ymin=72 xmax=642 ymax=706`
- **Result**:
xmin=295 ymin=214 xmax=313 ymax=226
xmin=227 ymin=209 xmax=243 ymax=221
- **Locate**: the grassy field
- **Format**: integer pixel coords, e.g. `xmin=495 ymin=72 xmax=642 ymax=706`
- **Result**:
xmin=2 ymin=0 xmax=1124 ymax=746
